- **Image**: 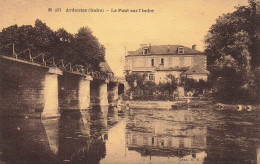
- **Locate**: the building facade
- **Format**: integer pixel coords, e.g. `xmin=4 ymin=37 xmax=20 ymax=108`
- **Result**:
xmin=124 ymin=44 xmax=209 ymax=84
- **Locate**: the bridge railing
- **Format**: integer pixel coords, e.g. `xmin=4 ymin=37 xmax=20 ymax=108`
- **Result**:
xmin=0 ymin=43 xmax=114 ymax=81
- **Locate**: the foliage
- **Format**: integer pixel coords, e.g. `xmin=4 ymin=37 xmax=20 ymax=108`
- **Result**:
xmin=204 ymin=0 xmax=260 ymax=104
xmin=54 ymin=28 xmax=75 ymax=61
xmin=125 ymin=71 xmax=147 ymax=91
xmin=125 ymin=72 xmax=211 ymax=100
xmin=179 ymin=77 xmax=197 ymax=92
xmin=0 ymin=19 xmax=105 ymax=70
xmin=157 ymin=74 xmax=178 ymax=95
xmin=142 ymin=81 xmax=157 ymax=95
xmin=74 ymin=27 xmax=105 ymax=70
xmin=180 ymin=77 xmax=211 ymax=96
xmin=165 ymin=74 xmax=178 ymax=93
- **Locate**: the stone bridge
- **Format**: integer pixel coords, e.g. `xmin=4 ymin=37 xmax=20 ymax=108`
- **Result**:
xmin=0 ymin=45 xmax=125 ymax=119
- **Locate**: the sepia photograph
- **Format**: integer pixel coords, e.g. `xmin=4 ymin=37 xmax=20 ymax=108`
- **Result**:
xmin=0 ymin=0 xmax=259 ymax=163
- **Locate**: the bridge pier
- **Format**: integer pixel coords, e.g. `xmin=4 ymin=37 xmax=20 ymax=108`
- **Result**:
xmin=111 ymin=83 xmax=119 ymax=101
xmin=99 ymin=80 xmax=109 ymax=106
xmin=59 ymin=73 xmax=93 ymax=111
xmin=78 ymin=76 xmax=93 ymax=110
xmin=108 ymin=82 xmax=119 ymax=106
xmin=41 ymin=68 xmax=63 ymax=119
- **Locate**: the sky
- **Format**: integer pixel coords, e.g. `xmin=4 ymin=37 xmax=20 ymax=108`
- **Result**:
xmin=0 ymin=0 xmax=248 ymax=76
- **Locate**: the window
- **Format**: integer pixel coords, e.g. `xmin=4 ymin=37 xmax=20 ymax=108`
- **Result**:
xmin=167 ymin=139 xmax=172 ymax=147
xmin=184 ymin=57 xmax=191 ymax=67
xmin=143 ymin=48 xmax=148 ymax=55
xmin=178 ymin=47 xmax=184 ymax=54
xmin=149 ymin=74 xmax=154 ymax=81
xmin=132 ymin=137 xmax=137 ymax=145
xmin=161 ymin=140 xmax=164 ymax=146
xmin=133 ymin=58 xmax=143 ymax=67
xmin=161 ymin=58 xmax=164 ymax=65
xmin=143 ymin=137 xmax=148 ymax=145
xmin=172 ymin=57 xmax=180 ymax=67
xmin=151 ymin=59 xmax=154 ymax=66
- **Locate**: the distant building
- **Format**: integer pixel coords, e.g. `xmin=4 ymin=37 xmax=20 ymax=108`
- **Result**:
xmin=124 ymin=44 xmax=209 ymax=84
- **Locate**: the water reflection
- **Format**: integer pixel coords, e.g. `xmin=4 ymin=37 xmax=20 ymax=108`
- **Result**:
xmin=108 ymin=106 xmax=119 ymax=125
xmin=42 ymin=118 xmax=59 ymax=155
xmin=0 ymin=118 xmax=60 ymax=163
xmin=126 ymin=109 xmax=207 ymax=162
xmin=0 ymin=106 xmax=259 ymax=163
xmin=204 ymin=110 xmax=260 ymax=164
xmin=0 ymin=106 xmax=110 ymax=164
xmin=58 ymin=108 xmax=107 ymax=163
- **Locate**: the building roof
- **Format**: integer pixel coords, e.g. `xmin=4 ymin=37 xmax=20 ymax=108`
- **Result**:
xmin=99 ymin=61 xmax=113 ymax=73
xmin=127 ymin=45 xmax=203 ymax=56
xmin=181 ymin=66 xmax=209 ymax=75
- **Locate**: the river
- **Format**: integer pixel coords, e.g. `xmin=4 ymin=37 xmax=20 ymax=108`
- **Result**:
xmin=0 ymin=106 xmax=259 ymax=163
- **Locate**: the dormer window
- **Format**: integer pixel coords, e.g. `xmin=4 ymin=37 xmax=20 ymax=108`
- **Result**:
xmin=178 ymin=47 xmax=184 ymax=54
xmin=143 ymin=48 xmax=148 ymax=55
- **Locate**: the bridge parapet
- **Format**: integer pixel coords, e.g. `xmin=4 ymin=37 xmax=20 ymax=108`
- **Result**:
xmin=0 ymin=43 xmax=114 ymax=81
xmin=0 ymin=44 xmax=124 ymax=118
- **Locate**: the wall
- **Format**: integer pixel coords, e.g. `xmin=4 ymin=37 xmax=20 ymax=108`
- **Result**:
xmin=107 ymin=82 xmax=118 ymax=103
xmin=58 ymin=72 xmax=81 ymax=110
xmin=191 ymin=55 xmax=207 ymax=69
xmin=90 ymin=79 xmax=101 ymax=105
xmin=125 ymin=54 xmax=207 ymax=72
xmin=0 ymin=56 xmax=48 ymax=114
xmin=154 ymin=71 xmax=181 ymax=84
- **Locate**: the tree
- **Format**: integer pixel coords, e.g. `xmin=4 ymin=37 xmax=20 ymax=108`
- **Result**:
xmin=34 ymin=19 xmax=56 ymax=58
xmin=142 ymin=81 xmax=157 ymax=96
xmin=204 ymin=0 xmax=260 ymax=104
xmin=125 ymin=71 xmax=147 ymax=91
xmin=125 ymin=72 xmax=161 ymax=99
xmin=54 ymin=28 xmax=75 ymax=61
xmin=0 ymin=19 xmax=106 ymax=71
xmin=74 ymin=27 xmax=105 ymax=70
xmin=0 ymin=25 xmax=19 ymax=55
xmin=180 ymin=77 xmax=197 ymax=93
xmin=164 ymin=74 xmax=178 ymax=94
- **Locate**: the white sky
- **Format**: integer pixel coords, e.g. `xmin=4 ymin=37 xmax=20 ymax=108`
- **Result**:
xmin=0 ymin=0 xmax=248 ymax=76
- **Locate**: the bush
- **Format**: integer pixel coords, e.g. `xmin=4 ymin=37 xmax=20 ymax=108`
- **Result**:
xmin=125 ymin=72 xmax=211 ymax=100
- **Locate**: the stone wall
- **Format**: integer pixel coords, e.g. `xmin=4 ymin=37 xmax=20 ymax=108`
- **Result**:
xmin=0 ymin=57 xmax=48 ymax=114
xmin=58 ymin=72 xmax=81 ymax=110
xmin=0 ymin=56 xmax=122 ymax=116
xmin=90 ymin=80 xmax=100 ymax=105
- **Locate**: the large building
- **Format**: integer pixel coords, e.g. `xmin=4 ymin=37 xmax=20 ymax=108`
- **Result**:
xmin=124 ymin=44 xmax=209 ymax=84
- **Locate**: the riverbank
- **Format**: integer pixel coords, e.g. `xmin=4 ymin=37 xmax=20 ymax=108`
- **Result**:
xmin=122 ymin=99 xmax=259 ymax=111
xmin=124 ymin=100 xmax=185 ymax=109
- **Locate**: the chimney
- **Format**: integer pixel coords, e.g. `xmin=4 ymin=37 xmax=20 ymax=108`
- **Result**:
xmin=192 ymin=45 xmax=197 ymax=50
xmin=149 ymin=43 xmax=151 ymax=53
xmin=167 ymin=44 xmax=170 ymax=53
xmin=140 ymin=44 xmax=147 ymax=48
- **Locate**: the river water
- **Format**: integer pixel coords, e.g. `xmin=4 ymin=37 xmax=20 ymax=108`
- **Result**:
xmin=0 ymin=106 xmax=259 ymax=164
